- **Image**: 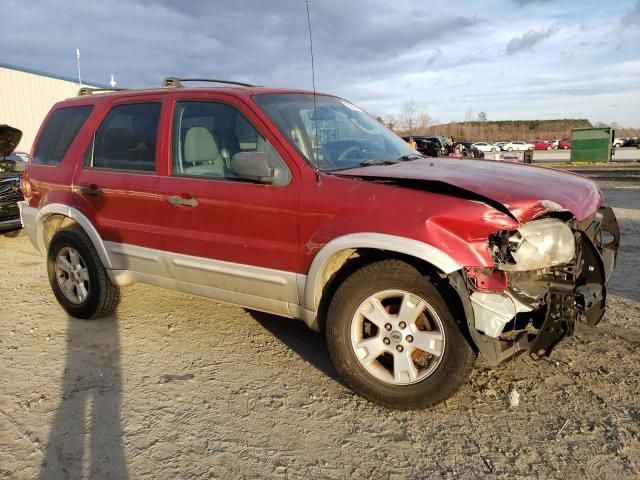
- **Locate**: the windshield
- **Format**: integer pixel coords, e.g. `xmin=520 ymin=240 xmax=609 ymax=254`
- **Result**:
xmin=254 ymin=93 xmax=417 ymax=171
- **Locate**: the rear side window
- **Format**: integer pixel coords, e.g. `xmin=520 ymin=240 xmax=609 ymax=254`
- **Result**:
xmin=33 ymin=105 xmax=92 ymax=165
xmin=85 ymin=102 xmax=161 ymax=172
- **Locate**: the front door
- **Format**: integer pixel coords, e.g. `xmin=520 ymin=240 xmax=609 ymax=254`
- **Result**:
xmin=154 ymin=96 xmax=301 ymax=305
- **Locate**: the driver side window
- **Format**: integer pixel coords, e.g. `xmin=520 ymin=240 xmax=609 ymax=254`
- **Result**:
xmin=171 ymin=101 xmax=290 ymax=185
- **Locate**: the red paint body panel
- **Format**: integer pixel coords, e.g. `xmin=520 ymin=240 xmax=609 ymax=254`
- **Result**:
xmin=155 ymin=176 xmax=300 ymax=271
xmin=71 ymin=171 xmax=164 ymax=250
xmin=296 ymin=170 xmax=518 ymax=271
xmin=336 ymin=158 xmax=601 ymax=222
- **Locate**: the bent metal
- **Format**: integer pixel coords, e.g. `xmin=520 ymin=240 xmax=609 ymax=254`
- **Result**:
xmin=19 ymin=77 xmax=619 ymax=409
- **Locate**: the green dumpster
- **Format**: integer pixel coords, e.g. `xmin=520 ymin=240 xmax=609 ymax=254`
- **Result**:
xmin=570 ymin=127 xmax=613 ymax=163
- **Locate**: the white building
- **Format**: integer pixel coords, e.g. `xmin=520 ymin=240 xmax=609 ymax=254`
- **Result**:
xmin=0 ymin=62 xmax=105 ymax=153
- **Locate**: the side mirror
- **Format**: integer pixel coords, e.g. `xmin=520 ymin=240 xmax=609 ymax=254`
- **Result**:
xmin=230 ymin=152 xmax=275 ymax=183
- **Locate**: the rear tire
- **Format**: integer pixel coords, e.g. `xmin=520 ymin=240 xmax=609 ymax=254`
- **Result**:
xmin=47 ymin=226 xmax=120 ymax=319
xmin=326 ymin=259 xmax=476 ymax=409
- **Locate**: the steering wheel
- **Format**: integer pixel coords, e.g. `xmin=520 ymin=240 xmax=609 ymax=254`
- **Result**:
xmin=338 ymin=145 xmax=363 ymax=162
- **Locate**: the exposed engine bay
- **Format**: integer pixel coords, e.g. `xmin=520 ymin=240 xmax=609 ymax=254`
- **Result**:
xmin=463 ymin=207 xmax=620 ymax=365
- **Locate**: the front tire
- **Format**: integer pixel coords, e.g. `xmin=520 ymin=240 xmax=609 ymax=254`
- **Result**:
xmin=326 ymin=259 xmax=476 ymax=409
xmin=47 ymin=226 xmax=120 ymax=319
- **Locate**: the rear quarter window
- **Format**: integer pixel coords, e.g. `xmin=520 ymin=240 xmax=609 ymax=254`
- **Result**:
xmin=33 ymin=105 xmax=93 ymax=165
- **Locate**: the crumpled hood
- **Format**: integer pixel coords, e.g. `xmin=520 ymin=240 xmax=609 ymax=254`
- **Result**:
xmin=335 ymin=158 xmax=601 ymax=222
xmin=0 ymin=125 xmax=22 ymax=157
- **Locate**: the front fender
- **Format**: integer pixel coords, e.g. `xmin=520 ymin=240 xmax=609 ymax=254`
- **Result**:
xmin=302 ymin=232 xmax=462 ymax=312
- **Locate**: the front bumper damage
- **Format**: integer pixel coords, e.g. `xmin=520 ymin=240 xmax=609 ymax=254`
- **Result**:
xmin=0 ymin=176 xmax=24 ymax=231
xmin=455 ymin=206 xmax=619 ymax=366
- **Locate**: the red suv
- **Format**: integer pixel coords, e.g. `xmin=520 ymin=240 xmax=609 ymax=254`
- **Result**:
xmin=20 ymin=78 xmax=619 ymax=409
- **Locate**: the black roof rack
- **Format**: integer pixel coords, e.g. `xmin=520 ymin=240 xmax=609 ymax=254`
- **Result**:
xmin=77 ymin=87 xmax=128 ymax=97
xmin=161 ymin=76 xmax=256 ymax=88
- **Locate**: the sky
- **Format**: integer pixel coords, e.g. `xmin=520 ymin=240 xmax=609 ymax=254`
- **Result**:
xmin=2 ymin=0 xmax=639 ymax=126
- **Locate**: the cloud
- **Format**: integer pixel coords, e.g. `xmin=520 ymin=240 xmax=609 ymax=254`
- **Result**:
xmin=621 ymin=1 xmax=640 ymax=27
xmin=456 ymin=55 xmax=479 ymax=65
xmin=426 ymin=48 xmax=442 ymax=66
xmin=0 ymin=0 xmax=638 ymax=126
xmin=0 ymin=0 xmax=480 ymax=92
xmin=511 ymin=0 xmax=551 ymax=6
xmin=505 ymin=27 xmax=558 ymax=55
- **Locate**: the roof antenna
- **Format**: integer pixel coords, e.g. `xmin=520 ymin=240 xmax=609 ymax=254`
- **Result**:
xmin=305 ymin=0 xmax=322 ymax=185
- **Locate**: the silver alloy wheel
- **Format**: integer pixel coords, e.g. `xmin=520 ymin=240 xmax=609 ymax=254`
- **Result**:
xmin=55 ymin=247 xmax=90 ymax=304
xmin=350 ymin=289 xmax=446 ymax=385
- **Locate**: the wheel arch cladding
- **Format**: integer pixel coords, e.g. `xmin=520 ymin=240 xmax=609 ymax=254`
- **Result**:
xmin=36 ymin=203 xmax=112 ymax=269
xmin=304 ymin=232 xmax=462 ymax=317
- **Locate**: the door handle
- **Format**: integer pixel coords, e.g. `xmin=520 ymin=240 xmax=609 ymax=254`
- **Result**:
xmin=80 ymin=185 xmax=102 ymax=197
xmin=167 ymin=195 xmax=198 ymax=207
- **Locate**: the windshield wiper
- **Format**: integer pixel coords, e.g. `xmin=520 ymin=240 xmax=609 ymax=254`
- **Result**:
xmin=358 ymin=159 xmax=401 ymax=167
xmin=357 ymin=154 xmax=424 ymax=168
xmin=398 ymin=153 xmax=425 ymax=160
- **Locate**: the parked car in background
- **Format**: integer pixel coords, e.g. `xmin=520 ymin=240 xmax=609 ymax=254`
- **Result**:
xmin=502 ymin=141 xmax=534 ymax=152
xmin=0 ymin=125 xmax=26 ymax=232
xmin=622 ymin=137 xmax=639 ymax=148
xmin=425 ymin=136 xmax=451 ymax=155
xmin=559 ymin=138 xmax=572 ymax=149
xmin=20 ymin=78 xmax=619 ymax=410
xmin=452 ymin=141 xmax=484 ymax=158
xmin=3 ymin=152 xmax=29 ymax=172
xmin=472 ymin=142 xmax=500 ymax=153
xmin=528 ymin=140 xmax=552 ymax=150
xmin=15 ymin=151 xmax=29 ymax=162
xmin=613 ymin=138 xmax=625 ymax=148
xmin=402 ymin=136 xmax=441 ymax=157
xmin=493 ymin=141 xmax=508 ymax=151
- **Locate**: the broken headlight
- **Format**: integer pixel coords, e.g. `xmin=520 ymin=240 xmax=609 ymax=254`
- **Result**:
xmin=491 ymin=218 xmax=575 ymax=271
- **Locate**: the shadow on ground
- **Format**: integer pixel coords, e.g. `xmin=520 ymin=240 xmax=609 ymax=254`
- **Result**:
xmin=40 ymin=315 xmax=128 ymax=479
xmin=246 ymin=310 xmax=346 ymax=387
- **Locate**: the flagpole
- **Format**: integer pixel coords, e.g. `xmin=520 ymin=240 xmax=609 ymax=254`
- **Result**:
xmin=76 ymin=49 xmax=82 ymax=86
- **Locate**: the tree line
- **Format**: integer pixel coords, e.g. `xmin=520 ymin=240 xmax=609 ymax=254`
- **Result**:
xmin=376 ymin=100 xmax=637 ymax=142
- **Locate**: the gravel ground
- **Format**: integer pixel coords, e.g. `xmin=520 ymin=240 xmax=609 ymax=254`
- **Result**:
xmin=1 ymin=179 xmax=639 ymax=479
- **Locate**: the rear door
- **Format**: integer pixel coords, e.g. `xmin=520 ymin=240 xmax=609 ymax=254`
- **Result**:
xmin=154 ymin=94 xmax=301 ymax=305
xmin=72 ymin=95 xmax=168 ymax=275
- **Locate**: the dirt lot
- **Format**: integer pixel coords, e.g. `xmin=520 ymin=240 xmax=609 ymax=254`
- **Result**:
xmin=1 ymin=178 xmax=639 ymax=479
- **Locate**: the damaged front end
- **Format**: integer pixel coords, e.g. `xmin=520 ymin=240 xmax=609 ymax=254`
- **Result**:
xmin=457 ymin=207 xmax=619 ymax=366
